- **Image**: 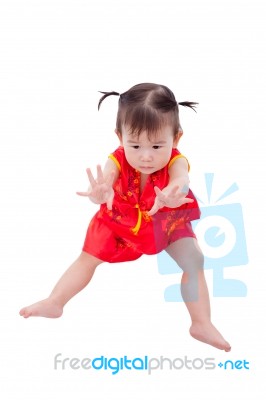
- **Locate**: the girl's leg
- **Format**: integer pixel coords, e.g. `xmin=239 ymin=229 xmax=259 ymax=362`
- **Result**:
xmin=19 ymin=251 xmax=103 ymax=318
xmin=166 ymin=238 xmax=231 ymax=351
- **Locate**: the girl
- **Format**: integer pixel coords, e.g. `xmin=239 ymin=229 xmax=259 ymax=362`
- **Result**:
xmin=20 ymin=83 xmax=231 ymax=352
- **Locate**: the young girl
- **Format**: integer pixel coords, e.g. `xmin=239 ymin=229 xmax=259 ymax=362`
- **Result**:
xmin=20 ymin=83 xmax=231 ymax=352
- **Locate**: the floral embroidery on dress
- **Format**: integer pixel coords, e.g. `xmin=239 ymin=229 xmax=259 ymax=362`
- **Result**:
xmin=106 ymin=206 xmax=122 ymax=224
xmin=126 ymin=169 xmax=140 ymax=200
xmin=165 ymin=205 xmax=195 ymax=236
xmin=114 ymin=181 xmax=127 ymax=201
xmin=166 ymin=215 xmax=186 ymax=236
xmin=151 ymin=171 xmax=160 ymax=184
xmin=142 ymin=211 xmax=152 ymax=222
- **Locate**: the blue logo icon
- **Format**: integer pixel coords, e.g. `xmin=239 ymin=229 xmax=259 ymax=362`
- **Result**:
xmin=157 ymin=173 xmax=248 ymax=301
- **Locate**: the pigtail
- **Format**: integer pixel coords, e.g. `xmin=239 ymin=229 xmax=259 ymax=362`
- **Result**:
xmin=178 ymin=101 xmax=198 ymax=112
xmin=98 ymin=91 xmax=120 ymax=110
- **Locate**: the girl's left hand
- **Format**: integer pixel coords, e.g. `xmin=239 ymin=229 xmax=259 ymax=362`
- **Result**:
xmin=148 ymin=185 xmax=194 ymax=216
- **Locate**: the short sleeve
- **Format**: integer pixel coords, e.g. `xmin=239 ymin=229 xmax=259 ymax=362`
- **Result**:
xmin=108 ymin=146 xmax=125 ymax=172
xmin=168 ymin=148 xmax=190 ymax=171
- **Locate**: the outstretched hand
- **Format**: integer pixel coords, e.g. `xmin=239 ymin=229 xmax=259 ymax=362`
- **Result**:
xmin=148 ymin=185 xmax=194 ymax=216
xmin=76 ymin=165 xmax=115 ymax=210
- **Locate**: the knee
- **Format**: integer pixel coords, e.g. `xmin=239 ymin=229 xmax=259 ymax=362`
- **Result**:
xmin=180 ymin=248 xmax=204 ymax=274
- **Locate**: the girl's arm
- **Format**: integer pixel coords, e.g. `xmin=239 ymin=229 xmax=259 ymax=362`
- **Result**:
xmin=77 ymin=158 xmax=119 ymax=210
xmin=148 ymin=157 xmax=193 ymax=216
xmin=101 ymin=158 xmax=120 ymax=184
xmin=168 ymin=156 xmax=190 ymax=194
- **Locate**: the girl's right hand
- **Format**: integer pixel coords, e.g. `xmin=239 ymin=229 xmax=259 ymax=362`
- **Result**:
xmin=76 ymin=165 xmax=115 ymax=210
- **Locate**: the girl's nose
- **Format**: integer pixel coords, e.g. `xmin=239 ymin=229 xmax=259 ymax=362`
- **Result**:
xmin=140 ymin=150 xmax=153 ymax=161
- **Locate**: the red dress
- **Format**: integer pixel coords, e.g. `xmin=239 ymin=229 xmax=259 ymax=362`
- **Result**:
xmin=82 ymin=147 xmax=200 ymax=263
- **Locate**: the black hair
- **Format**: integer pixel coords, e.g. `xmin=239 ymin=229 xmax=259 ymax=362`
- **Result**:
xmin=98 ymin=83 xmax=198 ymax=138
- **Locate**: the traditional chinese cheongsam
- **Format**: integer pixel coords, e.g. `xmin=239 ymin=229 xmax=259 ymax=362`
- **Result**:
xmin=82 ymin=146 xmax=200 ymax=263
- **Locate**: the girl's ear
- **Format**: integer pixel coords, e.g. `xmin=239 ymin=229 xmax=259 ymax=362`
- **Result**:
xmin=173 ymin=130 xmax=183 ymax=147
xmin=115 ymin=129 xmax=123 ymax=145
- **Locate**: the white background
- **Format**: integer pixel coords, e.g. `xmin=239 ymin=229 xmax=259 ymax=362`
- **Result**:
xmin=0 ymin=0 xmax=265 ymax=398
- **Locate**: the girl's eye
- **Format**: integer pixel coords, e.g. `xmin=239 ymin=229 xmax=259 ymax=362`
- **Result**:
xmin=132 ymin=145 xmax=139 ymax=149
xmin=153 ymin=145 xmax=161 ymax=149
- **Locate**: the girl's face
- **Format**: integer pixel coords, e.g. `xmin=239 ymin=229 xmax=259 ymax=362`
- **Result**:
xmin=118 ymin=125 xmax=181 ymax=175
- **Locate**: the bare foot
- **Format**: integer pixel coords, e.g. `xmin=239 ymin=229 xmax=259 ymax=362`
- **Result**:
xmin=189 ymin=321 xmax=231 ymax=352
xmin=19 ymin=298 xmax=63 ymax=319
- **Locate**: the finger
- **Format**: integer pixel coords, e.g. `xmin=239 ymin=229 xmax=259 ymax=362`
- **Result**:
xmin=176 ymin=197 xmax=194 ymax=206
xmin=147 ymin=200 xmax=161 ymax=216
xmin=154 ymin=192 xmax=168 ymax=207
xmin=154 ymin=186 xmax=162 ymax=196
xmin=76 ymin=191 xmax=90 ymax=197
xmin=147 ymin=206 xmax=160 ymax=216
xmin=183 ymin=198 xmax=194 ymax=204
xmin=154 ymin=186 xmax=166 ymax=201
xmin=106 ymin=191 xmax=114 ymax=210
xmin=86 ymin=168 xmax=97 ymax=188
xmin=96 ymin=165 xmax=104 ymax=184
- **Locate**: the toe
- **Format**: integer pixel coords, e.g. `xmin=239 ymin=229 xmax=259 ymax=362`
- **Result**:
xmin=19 ymin=308 xmax=31 ymax=318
